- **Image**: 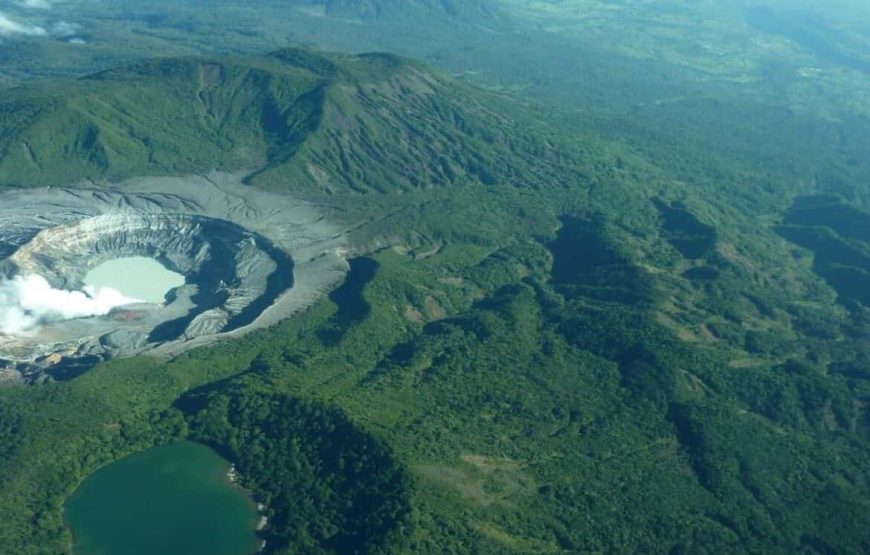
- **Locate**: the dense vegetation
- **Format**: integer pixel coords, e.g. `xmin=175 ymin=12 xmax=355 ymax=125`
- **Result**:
xmin=0 ymin=1 xmax=869 ymax=554
xmin=181 ymin=383 xmax=412 ymax=554
xmin=0 ymin=48 xmax=583 ymax=196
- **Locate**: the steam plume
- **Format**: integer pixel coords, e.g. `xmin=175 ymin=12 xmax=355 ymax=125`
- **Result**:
xmin=0 ymin=275 xmax=140 ymax=335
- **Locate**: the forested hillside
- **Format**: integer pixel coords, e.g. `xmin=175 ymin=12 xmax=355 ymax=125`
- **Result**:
xmin=0 ymin=1 xmax=869 ymax=553
xmin=0 ymin=49 xmax=582 ymax=194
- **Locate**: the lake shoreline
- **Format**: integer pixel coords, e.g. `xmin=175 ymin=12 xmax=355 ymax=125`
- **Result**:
xmin=64 ymin=440 xmax=261 ymax=555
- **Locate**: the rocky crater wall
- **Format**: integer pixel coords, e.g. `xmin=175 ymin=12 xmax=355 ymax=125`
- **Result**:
xmin=0 ymin=172 xmax=350 ymax=382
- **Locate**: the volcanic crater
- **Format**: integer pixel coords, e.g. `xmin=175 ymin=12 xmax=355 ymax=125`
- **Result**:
xmin=0 ymin=173 xmax=350 ymax=382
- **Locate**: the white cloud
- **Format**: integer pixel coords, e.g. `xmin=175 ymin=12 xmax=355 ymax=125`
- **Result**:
xmin=0 ymin=275 xmax=141 ymax=336
xmin=51 ymin=19 xmax=78 ymax=36
xmin=17 ymin=0 xmax=53 ymax=10
xmin=0 ymin=11 xmax=47 ymax=36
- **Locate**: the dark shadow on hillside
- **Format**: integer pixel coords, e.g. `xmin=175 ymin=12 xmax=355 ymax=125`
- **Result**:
xmin=776 ymin=196 xmax=870 ymax=308
xmin=547 ymin=215 xmax=652 ymax=304
xmin=225 ymin=240 xmax=295 ymax=331
xmin=45 ymin=355 xmax=102 ymax=382
xmin=317 ymin=257 xmax=379 ymax=345
xmin=181 ymin=386 xmax=412 ymax=554
xmin=652 ymin=199 xmax=717 ymax=259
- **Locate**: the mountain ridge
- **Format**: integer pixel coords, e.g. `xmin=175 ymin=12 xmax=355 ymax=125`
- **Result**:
xmin=0 ymin=47 xmax=577 ymax=195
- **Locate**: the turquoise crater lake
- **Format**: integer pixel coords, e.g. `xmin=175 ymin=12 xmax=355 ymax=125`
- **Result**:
xmin=83 ymin=256 xmax=185 ymax=304
xmin=65 ymin=441 xmax=260 ymax=555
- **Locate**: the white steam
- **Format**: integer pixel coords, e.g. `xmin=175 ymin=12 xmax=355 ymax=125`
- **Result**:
xmin=0 ymin=275 xmax=141 ymax=335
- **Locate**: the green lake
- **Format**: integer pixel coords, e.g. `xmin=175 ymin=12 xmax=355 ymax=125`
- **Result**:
xmin=65 ymin=441 xmax=260 ymax=555
xmin=84 ymin=256 xmax=185 ymax=303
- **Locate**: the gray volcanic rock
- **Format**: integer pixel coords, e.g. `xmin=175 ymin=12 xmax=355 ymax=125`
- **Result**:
xmin=0 ymin=172 xmax=350 ymax=381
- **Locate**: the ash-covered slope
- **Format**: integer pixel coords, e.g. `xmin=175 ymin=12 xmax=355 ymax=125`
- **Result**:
xmin=0 ymin=48 xmax=572 ymax=194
